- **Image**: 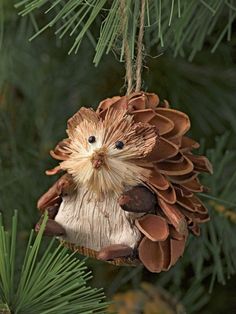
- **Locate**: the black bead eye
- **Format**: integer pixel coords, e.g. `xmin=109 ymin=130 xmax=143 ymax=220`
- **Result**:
xmin=88 ymin=136 xmax=96 ymax=143
xmin=115 ymin=141 xmax=124 ymax=149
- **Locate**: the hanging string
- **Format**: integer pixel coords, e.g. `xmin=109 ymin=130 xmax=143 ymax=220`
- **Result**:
xmin=120 ymin=0 xmax=145 ymax=95
xmin=120 ymin=0 xmax=134 ymax=95
xmin=135 ymin=0 xmax=145 ymax=92
xmin=124 ymin=37 xmax=134 ymax=95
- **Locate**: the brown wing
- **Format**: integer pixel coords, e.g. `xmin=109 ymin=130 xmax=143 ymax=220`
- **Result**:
xmin=45 ymin=107 xmax=100 ymax=175
xmin=37 ymin=174 xmax=75 ymax=215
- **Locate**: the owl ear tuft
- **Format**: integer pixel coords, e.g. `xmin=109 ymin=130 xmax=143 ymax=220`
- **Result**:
xmin=67 ymin=108 xmax=99 ymax=137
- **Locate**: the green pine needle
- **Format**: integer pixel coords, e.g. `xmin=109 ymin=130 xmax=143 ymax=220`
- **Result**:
xmin=189 ymin=134 xmax=236 ymax=289
xmin=15 ymin=0 xmax=236 ymax=64
xmin=199 ymin=194 xmax=236 ymax=208
xmin=0 ymin=211 xmax=108 ymax=314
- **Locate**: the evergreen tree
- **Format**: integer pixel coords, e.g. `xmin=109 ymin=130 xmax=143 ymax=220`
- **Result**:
xmin=1 ymin=0 xmax=236 ymax=313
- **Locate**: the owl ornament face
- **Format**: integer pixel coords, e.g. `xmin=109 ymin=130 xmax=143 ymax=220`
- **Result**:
xmin=59 ymin=108 xmax=157 ymax=200
xmin=37 ymin=92 xmax=212 ymax=273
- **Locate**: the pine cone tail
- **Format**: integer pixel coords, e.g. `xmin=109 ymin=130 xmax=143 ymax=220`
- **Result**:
xmin=96 ymin=91 xmax=212 ymax=269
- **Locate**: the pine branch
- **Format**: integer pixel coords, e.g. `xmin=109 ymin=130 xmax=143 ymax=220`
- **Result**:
xmin=0 ymin=211 xmax=108 ymax=314
xmin=181 ymin=281 xmax=210 ymax=313
xmin=188 ymin=134 xmax=236 ymax=290
xmin=15 ymin=0 xmax=236 ymax=64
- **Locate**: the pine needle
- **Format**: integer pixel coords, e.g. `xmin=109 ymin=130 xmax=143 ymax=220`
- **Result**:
xmin=15 ymin=0 xmax=236 ymax=63
xmin=0 ymin=212 xmax=108 ymax=313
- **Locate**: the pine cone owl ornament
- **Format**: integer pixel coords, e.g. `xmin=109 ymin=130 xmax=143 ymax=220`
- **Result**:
xmin=36 ymin=92 xmax=212 ymax=272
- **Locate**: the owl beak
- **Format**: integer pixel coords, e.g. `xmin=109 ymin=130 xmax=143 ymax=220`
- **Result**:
xmin=92 ymin=158 xmax=104 ymax=169
xmin=91 ymin=150 xmax=105 ymax=170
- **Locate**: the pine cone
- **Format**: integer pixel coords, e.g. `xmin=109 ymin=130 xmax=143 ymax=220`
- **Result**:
xmin=37 ymin=92 xmax=212 ymax=273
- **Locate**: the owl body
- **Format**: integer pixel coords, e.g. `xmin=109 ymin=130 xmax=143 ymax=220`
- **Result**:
xmin=55 ymin=186 xmax=142 ymax=250
xmin=37 ymin=92 xmax=212 ymax=272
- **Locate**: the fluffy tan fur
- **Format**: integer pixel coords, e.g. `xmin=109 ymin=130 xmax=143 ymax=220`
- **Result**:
xmin=55 ymin=187 xmax=142 ymax=250
xmin=60 ymin=108 xmax=157 ymax=200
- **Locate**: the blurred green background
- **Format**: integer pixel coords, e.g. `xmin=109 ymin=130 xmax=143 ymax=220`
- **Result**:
xmin=1 ymin=1 xmax=236 ymax=313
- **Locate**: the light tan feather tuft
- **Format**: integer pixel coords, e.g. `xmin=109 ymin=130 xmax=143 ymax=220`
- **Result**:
xmin=60 ymin=108 xmax=157 ymax=199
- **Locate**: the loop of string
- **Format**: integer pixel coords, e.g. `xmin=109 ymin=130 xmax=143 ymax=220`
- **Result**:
xmin=120 ymin=0 xmax=134 ymax=95
xmin=121 ymin=0 xmax=145 ymax=95
xmin=135 ymin=0 xmax=145 ymax=92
